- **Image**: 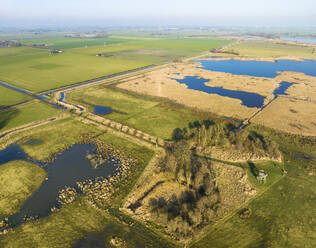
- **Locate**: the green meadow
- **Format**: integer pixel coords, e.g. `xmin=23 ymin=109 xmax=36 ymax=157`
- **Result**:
xmin=225 ymin=40 xmax=316 ymax=58
xmin=68 ymin=86 xmax=214 ymax=139
xmin=0 ymin=38 xmax=231 ymax=92
xmin=21 ymin=36 xmax=135 ymax=50
xmin=0 ymin=85 xmax=31 ymax=107
xmin=0 ymin=101 xmax=61 ymax=132
xmin=0 ymin=160 xmax=46 ymax=218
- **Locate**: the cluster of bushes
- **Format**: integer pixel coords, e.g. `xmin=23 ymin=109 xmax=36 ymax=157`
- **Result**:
xmin=172 ymin=119 xmax=279 ymax=158
xmin=149 ymin=140 xmax=220 ymax=238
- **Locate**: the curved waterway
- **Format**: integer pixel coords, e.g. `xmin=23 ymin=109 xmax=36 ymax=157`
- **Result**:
xmin=0 ymin=143 xmax=120 ymax=228
xmin=195 ymin=59 xmax=316 ymax=78
xmin=173 ymin=76 xmax=294 ymax=108
xmin=58 ymin=92 xmax=84 ymax=111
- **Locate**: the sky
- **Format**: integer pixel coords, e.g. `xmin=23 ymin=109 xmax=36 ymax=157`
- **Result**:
xmin=1 ymin=0 xmax=316 ymax=27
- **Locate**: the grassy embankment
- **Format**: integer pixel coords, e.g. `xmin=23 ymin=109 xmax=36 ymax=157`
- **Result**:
xmin=0 ymin=117 xmax=176 ymax=247
xmin=0 ymin=161 xmax=46 ymax=218
xmin=67 ymin=85 xmax=219 ymax=140
xmin=190 ymin=125 xmax=316 ymax=248
xmin=0 ymin=38 xmax=231 ymax=92
xmin=0 ymin=101 xmax=61 ymax=133
xmin=223 ymin=40 xmax=316 ymax=59
xmin=0 ymin=85 xmax=31 ymax=107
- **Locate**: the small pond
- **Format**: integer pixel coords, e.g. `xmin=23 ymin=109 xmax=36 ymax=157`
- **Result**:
xmin=194 ymin=59 xmax=316 ymax=78
xmin=94 ymin=106 xmax=113 ymax=115
xmin=0 ymin=143 xmax=120 ymax=228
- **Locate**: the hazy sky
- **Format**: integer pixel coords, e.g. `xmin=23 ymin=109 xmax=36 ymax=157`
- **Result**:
xmin=1 ymin=0 xmax=316 ymax=27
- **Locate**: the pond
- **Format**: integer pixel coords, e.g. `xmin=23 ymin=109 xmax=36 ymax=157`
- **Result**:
xmin=94 ymin=106 xmax=113 ymax=115
xmin=0 ymin=143 xmax=120 ymax=228
xmin=173 ymin=76 xmax=294 ymax=108
xmin=281 ymin=37 xmax=316 ymax=44
xmin=194 ymin=59 xmax=316 ymax=78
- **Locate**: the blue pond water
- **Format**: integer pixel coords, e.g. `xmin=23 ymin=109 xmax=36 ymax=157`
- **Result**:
xmin=173 ymin=76 xmax=294 ymax=108
xmin=94 ymin=106 xmax=113 ymax=115
xmin=282 ymin=37 xmax=316 ymax=44
xmin=174 ymin=76 xmax=265 ymax=108
xmin=195 ymin=59 xmax=316 ymax=78
xmin=0 ymin=143 xmax=119 ymax=228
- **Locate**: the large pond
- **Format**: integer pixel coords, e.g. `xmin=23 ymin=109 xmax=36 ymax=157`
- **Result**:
xmin=0 ymin=143 xmax=120 ymax=228
xmin=194 ymin=59 xmax=316 ymax=78
xmin=173 ymin=76 xmax=294 ymax=108
xmin=281 ymin=37 xmax=316 ymax=44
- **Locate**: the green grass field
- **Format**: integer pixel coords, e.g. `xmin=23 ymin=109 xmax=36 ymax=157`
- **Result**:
xmin=0 ymin=38 xmax=231 ymax=92
xmin=0 ymin=101 xmax=61 ymax=132
xmin=0 ymin=161 xmax=46 ymax=218
xmin=0 ymin=85 xmax=31 ymax=107
xmin=21 ymin=36 xmax=136 ymax=50
xmin=0 ymin=46 xmax=46 ymax=57
xmin=68 ymin=86 xmax=212 ymax=139
xmin=225 ymin=40 xmax=316 ymax=58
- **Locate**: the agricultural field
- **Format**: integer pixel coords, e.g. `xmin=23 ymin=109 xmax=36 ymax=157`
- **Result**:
xmin=21 ymin=36 xmax=136 ymax=50
xmin=0 ymin=85 xmax=31 ymax=107
xmin=0 ymin=38 xmax=231 ymax=92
